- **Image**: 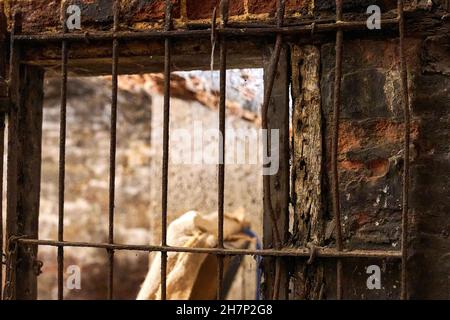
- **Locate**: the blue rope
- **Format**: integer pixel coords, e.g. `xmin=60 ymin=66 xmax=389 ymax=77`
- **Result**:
xmin=243 ymin=228 xmax=263 ymax=300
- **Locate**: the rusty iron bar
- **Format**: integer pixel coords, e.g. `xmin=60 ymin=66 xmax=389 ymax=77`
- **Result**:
xmin=8 ymin=13 xmax=19 ymax=102
xmin=262 ymin=5 xmax=284 ymax=251
xmin=1 ymin=3 xmax=413 ymax=302
xmin=12 ymin=18 xmax=400 ymax=43
xmin=224 ymin=17 xmax=336 ymax=29
xmin=217 ymin=0 xmax=229 ymax=301
xmin=160 ymin=0 xmax=173 ymax=301
xmin=0 ymin=2 xmax=6 ymax=301
xmin=3 ymin=11 xmax=21 ymax=301
xmin=333 ymin=0 xmax=344 ymax=300
xmin=107 ymin=0 xmax=120 ymax=300
xmin=0 ymin=114 xmax=4 ymax=301
xmin=15 ymin=238 xmax=403 ymax=259
xmin=398 ymin=0 xmax=410 ymax=301
xmin=57 ymin=5 xmax=69 ymax=301
xmin=260 ymin=0 xmax=286 ymax=301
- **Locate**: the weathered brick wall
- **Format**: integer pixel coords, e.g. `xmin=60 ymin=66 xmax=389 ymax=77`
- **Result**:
xmin=2 ymin=0 xmax=311 ymax=33
xmin=1 ymin=0 xmax=449 ymax=300
xmin=291 ymin=27 xmax=450 ymax=299
xmin=2 ymin=0 xmax=436 ymax=33
xmin=291 ymin=32 xmax=450 ymax=299
xmin=321 ymin=38 xmax=421 ymax=251
xmin=409 ymin=34 xmax=450 ymax=299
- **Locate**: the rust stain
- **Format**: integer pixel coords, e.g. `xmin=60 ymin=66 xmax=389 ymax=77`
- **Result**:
xmin=367 ymin=158 xmax=390 ymax=178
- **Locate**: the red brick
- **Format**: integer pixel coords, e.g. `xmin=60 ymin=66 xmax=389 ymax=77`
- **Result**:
xmin=229 ymin=0 xmax=246 ymax=16
xmin=122 ymin=0 xmax=181 ymax=22
xmin=286 ymin=0 xmax=309 ymax=14
xmin=186 ymin=0 xmax=245 ymax=20
xmin=64 ymin=0 xmax=181 ymax=27
xmin=7 ymin=0 xmax=62 ymax=32
xmin=248 ymin=0 xmax=308 ymax=16
xmin=247 ymin=0 xmax=276 ymax=15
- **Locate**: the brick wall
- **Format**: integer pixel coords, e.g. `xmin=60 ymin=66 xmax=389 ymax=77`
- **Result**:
xmin=2 ymin=0 xmax=440 ymax=33
xmin=2 ymin=0 xmax=313 ymax=33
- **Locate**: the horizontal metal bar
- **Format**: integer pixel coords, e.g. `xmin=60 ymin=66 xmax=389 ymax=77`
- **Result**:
xmin=16 ymin=238 xmax=402 ymax=259
xmin=12 ymin=19 xmax=399 ymax=43
xmin=187 ymin=16 xmax=337 ymax=29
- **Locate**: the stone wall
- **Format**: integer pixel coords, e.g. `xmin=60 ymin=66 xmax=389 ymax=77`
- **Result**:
xmin=291 ymin=32 xmax=449 ymax=299
xmin=37 ymin=71 xmax=264 ymax=299
xmin=410 ymin=33 xmax=450 ymax=299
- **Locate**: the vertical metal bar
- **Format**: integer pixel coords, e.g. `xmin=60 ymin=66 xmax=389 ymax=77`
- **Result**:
xmin=161 ymin=0 xmax=172 ymax=301
xmin=261 ymin=0 xmax=285 ymax=301
xmin=398 ymin=0 xmax=410 ymax=301
xmin=332 ymin=0 xmax=344 ymax=300
xmin=262 ymin=0 xmax=284 ymax=252
xmin=217 ymin=0 xmax=229 ymax=301
xmin=7 ymin=67 xmax=44 ymax=300
xmin=57 ymin=5 xmax=69 ymax=301
xmin=108 ymin=0 xmax=120 ymax=300
xmin=0 ymin=113 xmax=4 ymax=301
xmin=2 ymin=10 xmax=43 ymax=298
xmin=4 ymin=10 xmax=21 ymax=301
xmin=5 ymin=40 xmax=44 ymax=300
xmin=0 ymin=1 xmax=7 ymax=301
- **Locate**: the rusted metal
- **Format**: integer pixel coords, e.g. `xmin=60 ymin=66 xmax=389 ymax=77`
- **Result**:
xmin=0 ymin=113 xmax=4 ymax=301
xmin=6 ymin=64 xmax=44 ymax=300
xmin=12 ymin=19 xmax=399 ymax=43
xmin=332 ymin=0 xmax=345 ymax=301
xmin=4 ymin=11 xmax=21 ymax=301
xmin=15 ymin=238 xmax=403 ymax=259
xmin=3 ymin=236 xmax=21 ymax=299
xmin=107 ymin=0 xmax=120 ymax=300
xmin=161 ymin=0 xmax=173 ymax=301
xmin=57 ymin=5 xmax=69 ymax=301
xmin=398 ymin=0 xmax=410 ymax=301
xmin=0 ymin=2 xmax=7 ymax=301
xmin=8 ymin=13 xmax=20 ymax=101
xmin=217 ymin=0 xmax=229 ymax=301
xmin=2 ymin=1 xmax=414 ymax=301
xmin=262 ymin=19 xmax=284 ymax=251
xmin=260 ymin=0 xmax=286 ymax=300
xmin=6 ymin=63 xmax=45 ymax=299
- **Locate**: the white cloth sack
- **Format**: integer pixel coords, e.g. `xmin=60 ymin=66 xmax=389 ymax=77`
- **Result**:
xmin=137 ymin=209 xmax=253 ymax=300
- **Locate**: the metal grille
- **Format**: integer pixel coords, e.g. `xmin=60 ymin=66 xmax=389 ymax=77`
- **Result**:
xmin=0 ymin=0 xmax=411 ymax=300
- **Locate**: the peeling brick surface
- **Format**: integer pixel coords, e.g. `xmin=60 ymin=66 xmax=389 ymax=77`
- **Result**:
xmin=185 ymin=0 xmax=217 ymax=20
xmin=121 ymin=0 xmax=181 ymax=22
xmin=6 ymin=0 xmax=62 ymax=32
xmin=247 ymin=0 xmax=277 ymax=15
xmin=248 ymin=0 xmax=309 ymax=16
xmin=186 ymin=0 xmax=245 ymax=20
xmin=1 ymin=0 xmax=432 ymax=32
xmin=1 ymin=0 xmax=312 ymax=32
xmin=320 ymin=39 xmax=422 ymax=249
